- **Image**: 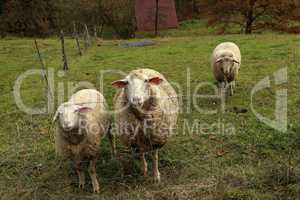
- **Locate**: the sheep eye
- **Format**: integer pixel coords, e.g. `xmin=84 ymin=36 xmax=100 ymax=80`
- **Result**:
xmin=145 ymin=79 xmax=149 ymax=83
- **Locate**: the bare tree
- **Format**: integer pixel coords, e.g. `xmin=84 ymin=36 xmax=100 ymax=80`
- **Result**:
xmin=202 ymin=0 xmax=300 ymax=34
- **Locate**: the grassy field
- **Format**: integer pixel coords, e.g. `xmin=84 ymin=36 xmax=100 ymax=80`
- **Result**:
xmin=0 ymin=25 xmax=300 ymax=199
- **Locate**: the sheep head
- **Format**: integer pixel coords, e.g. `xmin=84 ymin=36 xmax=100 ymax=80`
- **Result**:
xmin=53 ymin=103 xmax=92 ymax=132
xmin=215 ymin=51 xmax=239 ymax=77
xmin=112 ymin=73 xmax=163 ymax=108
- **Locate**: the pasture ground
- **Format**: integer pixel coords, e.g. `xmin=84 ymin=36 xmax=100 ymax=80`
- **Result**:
xmin=0 ymin=23 xmax=300 ymax=199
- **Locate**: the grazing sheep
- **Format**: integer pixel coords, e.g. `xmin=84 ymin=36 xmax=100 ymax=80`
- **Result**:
xmin=53 ymin=89 xmax=115 ymax=193
xmin=211 ymin=42 xmax=241 ymax=96
xmin=112 ymin=68 xmax=178 ymax=183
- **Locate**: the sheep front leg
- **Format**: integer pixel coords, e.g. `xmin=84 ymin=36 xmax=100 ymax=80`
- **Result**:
xmin=89 ymin=159 xmax=100 ymax=193
xmin=75 ymin=161 xmax=85 ymax=190
xmin=219 ymin=82 xmax=226 ymax=98
xmin=152 ymin=150 xmax=161 ymax=183
xmin=140 ymin=153 xmax=148 ymax=178
xmin=233 ymin=80 xmax=236 ymax=91
xmin=218 ymin=82 xmax=222 ymax=96
xmin=229 ymin=81 xmax=235 ymax=96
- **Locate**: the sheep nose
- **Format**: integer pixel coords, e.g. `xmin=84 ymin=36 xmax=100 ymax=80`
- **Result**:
xmin=63 ymin=122 xmax=72 ymax=130
xmin=131 ymin=97 xmax=142 ymax=106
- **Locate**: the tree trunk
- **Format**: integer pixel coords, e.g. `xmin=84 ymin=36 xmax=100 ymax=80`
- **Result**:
xmin=154 ymin=0 xmax=159 ymax=36
xmin=245 ymin=19 xmax=253 ymax=34
xmin=244 ymin=0 xmax=257 ymax=34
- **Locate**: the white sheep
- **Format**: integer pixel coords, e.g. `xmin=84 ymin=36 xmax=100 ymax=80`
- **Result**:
xmin=211 ymin=42 xmax=241 ymax=96
xmin=53 ymin=89 xmax=115 ymax=193
xmin=112 ymin=68 xmax=178 ymax=183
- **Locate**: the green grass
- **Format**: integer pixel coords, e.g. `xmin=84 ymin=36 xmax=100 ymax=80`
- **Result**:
xmin=135 ymin=20 xmax=217 ymax=38
xmin=0 ymin=30 xmax=300 ymax=199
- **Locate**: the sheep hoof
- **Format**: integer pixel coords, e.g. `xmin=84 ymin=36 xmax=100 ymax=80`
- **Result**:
xmin=143 ymin=171 xmax=148 ymax=178
xmin=93 ymin=186 xmax=100 ymax=193
xmin=153 ymin=174 xmax=161 ymax=184
xmin=79 ymin=183 xmax=85 ymax=190
xmin=230 ymin=88 xmax=234 ymax=96
xmin=92 ymin=180 xmax=100 ymax=193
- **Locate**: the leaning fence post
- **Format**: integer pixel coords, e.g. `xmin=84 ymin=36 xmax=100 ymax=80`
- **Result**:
xmin=34 ymin=39 xmax=47 ymax=77
xmin=94 ymin=25 xmax=97 ymax=38
xmin=73 ymin=22 xmax=82 ymax=56
xmin=72 ymin=21 xmax=77 ymax=38
xmin=34 ymin=39 xmax=53 ymax=106
xmin=60 ymin=30 xmax=69 ymax=70
xmin=99 ymin=22 xmax=104 ymax=38
xmin=75 ymin=35 xmax=82 ymax=56
xmin=84 ymin=24 xmax=91 ymax=49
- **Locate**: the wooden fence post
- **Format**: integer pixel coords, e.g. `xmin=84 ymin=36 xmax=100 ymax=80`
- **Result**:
xmin=72 ymin=21 xmax=76 ymax=38
xmin=84 ymin=24 xmax=91 ymax=49
xmin=60 ymin=30 xmax=69 ymax=70
xmin=34 ymin=39 xmax=47 ymax=76
xmin=99 ymin=22 xmax=104 ymax=38
xmin=75 ymin=35 xmax=82 ymax=56
xmin=34 ymin=39 xmax=53 ymax=105
xmin=73 ymin=22 xmax=82 ymax=56
xmin=94 ymin=25 xmax=97 ymax=38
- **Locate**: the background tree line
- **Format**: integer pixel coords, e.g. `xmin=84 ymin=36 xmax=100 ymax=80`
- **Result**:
xmin=201 ymin=0 xmax=300 ymax=34
xmin=0 ymin=0 xmax=135 ymax=38
xmin=0 ymin=0 xmax=299 ymax=38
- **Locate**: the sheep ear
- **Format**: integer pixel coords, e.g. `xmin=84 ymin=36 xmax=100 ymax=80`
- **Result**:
xmin=75 ymin=106 xmax=93 ymax=113
xmin=233 ymin=59 xmax=240 ymax=64
xmin=112 ymin=80 xmax=128 ymax=88
xmin=53 ymin=105 xmax=63 ymax=123
xmin=149 ymin=77 xmax=163 ymax=85
xmin=53 ymin=110 xmax=59 ymax=123
xmin=216 ymin=58 xmax=223 ymax=63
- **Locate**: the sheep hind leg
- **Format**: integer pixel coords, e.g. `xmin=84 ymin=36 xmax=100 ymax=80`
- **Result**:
xmin=140 ymin=152 xmax=148 ymax=178
xmin=75 ymin=161 xmax=86 ymax=190
xmin=152 ymin=150 xmax=161 ymax=183
xmin=88 ymin=159 xmax=100 ymax=193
